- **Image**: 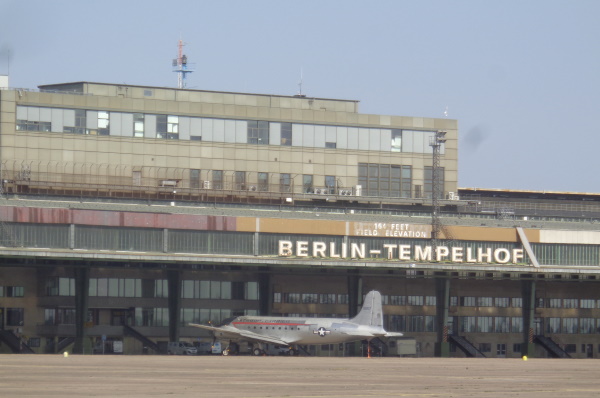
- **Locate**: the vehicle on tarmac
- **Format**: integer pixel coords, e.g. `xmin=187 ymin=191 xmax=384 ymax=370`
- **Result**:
xmin=190 ymin=290 xmax=402 ymax=356
xmin=167 ymin=341 xmax=198 ymax=355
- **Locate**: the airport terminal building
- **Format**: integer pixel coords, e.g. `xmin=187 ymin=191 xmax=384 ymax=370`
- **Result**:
xmin=0 ymin=80 xmax=599 ymax=358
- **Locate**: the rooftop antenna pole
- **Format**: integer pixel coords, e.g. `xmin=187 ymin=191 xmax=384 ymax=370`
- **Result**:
xmin=296 ymin=68 xmax=306 ymax=97
xmin=172 ymin=38 xmax=194 ymax=89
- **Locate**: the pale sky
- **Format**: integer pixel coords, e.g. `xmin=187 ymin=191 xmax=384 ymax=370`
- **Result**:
xmin=1 ymin=0 xmax=599 ymax=193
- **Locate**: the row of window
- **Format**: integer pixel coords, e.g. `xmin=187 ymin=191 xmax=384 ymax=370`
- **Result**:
xmin=545 ymin=318 xmax=600 ymax=334
xmin=15 ymin=106 xmax=444 ymax=153
xmin=358 ymin=163 xmax=422 ymax=199
xmin=0 ymin=286 xmax=24 ymax=297
xmin=274 ymin=293 xmax=349 ymax=305
xmin=43 ymin=307 xmax=258 ymax=327
xmin=36 ymin=306 xmax=600 ymax=336
xmin=456 ymin=297 xmax=522 ymax=308
xmin=45 ymin=277 xmax=259 ymax=300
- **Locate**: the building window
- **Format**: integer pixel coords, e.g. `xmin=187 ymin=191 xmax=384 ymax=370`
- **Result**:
xmin=511 ymin=297 xmax=522 ymax=308
xmin=401 ymin=166 xmax=412 ymax=198
xmin=580 ymin=299 xmax=595 ymax=309
xmin=281 ymin=122 xmax=292 ymax=145
xmin=254 ymin=172 xmax=267 ymax=191
xmin=495 ymin=297 xmax=509 ymax=308
xmin=133 ymin=113 xmax=144 ymax=137
xmin=212 ymin=170 xmax=223 ymax=190
xmin=511 ymin=317 xmax=523 ymax=333
xmin=359 ymin=163 xmax=410 ymax=198
xmin=155 ymin=279 xmax=168 ymax=298
xmin=563 ymin=299 xmax=578 ymax=309
xmin=89 ymin=278 xmax=141 ymax=298
xmin=279 ymin=173 xmax=291 ymax=193
xmin=479 ymin=343 xmax=491 ymax=353
xmin=64 ymin=110 xmax=86 ymax=134
xmin=6 ymin=308 xmax=24 ymax=326
xmin=16 ymin=120 xmax=51 ymax=132
xmin=390 ymin=295 xmax=406 ymax=305
xmin=319 ymin=294 xmax=336 ymax=304
xmin=580 ymin=318 xmax=595 ymax=334
xmin=424 ymin=296 xmax=436 ymax=306
xmin=235 ymin=171 xmax=246 ymax=190
xmin=407 ymin=296 xmax=424 ymax=306
xmin=495 ymin=317 xmax=510 ymax=333
xmin=190 ymin=169 xmax=200 ymax=189
xmin=513 ymin=343 xmax=522 ymax=354
xmin=157 ymin=115 xmax=179 ymax=139
xmin=548 ymin=298 xmax=562 ymax=308
xmin=325 ymin=175 xmax=336 ymax=194
xmin=410 ymin=315 xmax=424 ymax=332
xmin=478 ymin=297 xmax=493 ymax=307
xmin=45 ymin=277 xmax=75 ymax=297
xmin=325 ymin=142 xmax=336 ymax=148
xmin=497 ymin=344 xmax=506 ymax=356
xmin=301 ymin=293 xmax=318 ymax=303
xmin=337 ymin=294 xmax=349 ymax=305
xmin=424 ymin=166 xmax=444 ymax=200
xmin=460 ymin=296 xmax=476 ymax=307
xmin=460 ymin=316 xmax=476 ymax=333
xmin=478 ymin=317 xmax=493 ymax=333
xmin=246 ymin=282 xmax=259 ymax=300
xmin=562 ymin=318 xmax=578 ymax=334
xmin=248 ymin=120 xmax=269 ymax=145
xmin=4 ymin=286 xmax=24 ymax=297
xmin=98 ymin=111 xmax=110 ymax=135
xmin=425 ymin=315 xmax=437 ymax=332
xmin=391 ymin=129 xmax=402 ymax=152
xmin=303 ymin=175 xmax=313 ymax=193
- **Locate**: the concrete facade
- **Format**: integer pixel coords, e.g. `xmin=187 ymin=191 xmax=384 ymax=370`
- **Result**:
xmin=0 ymin=83 xmax=599 ymax=359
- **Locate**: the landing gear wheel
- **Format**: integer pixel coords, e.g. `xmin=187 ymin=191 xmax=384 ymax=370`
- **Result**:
xmin=222 ymin=349 xmax=230 ymax=356
xmin=253 ymin=348 xmax=263 ymax=356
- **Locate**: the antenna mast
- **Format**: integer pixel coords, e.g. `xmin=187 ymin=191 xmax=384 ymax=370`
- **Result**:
xmin=172 ymin=39 xmax=194 ymax=89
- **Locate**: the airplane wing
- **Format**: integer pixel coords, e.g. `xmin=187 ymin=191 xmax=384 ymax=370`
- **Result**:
xmin=384 ymin=332 xmax=404 ymax=337
xmin=339 ymin=328 xmax=377 ymax=338
xmin=189 ymin=323 xmax=289 ymax=346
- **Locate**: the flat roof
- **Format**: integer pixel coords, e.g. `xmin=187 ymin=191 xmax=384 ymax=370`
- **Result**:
xmin=459 ymin=187 xmax=600 ymax=197
xmin=37 ymin=81 xmax=360 ymax=104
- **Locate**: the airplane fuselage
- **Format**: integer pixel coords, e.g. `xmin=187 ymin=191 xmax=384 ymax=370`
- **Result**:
xmin=221 ymin=316 xmax=384 ymax=345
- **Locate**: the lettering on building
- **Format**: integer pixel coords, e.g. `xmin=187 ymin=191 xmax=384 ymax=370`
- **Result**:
xmin=278 ymin=240 xmax=525 ymax=264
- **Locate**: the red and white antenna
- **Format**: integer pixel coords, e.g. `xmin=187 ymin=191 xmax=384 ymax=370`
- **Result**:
xmin=172 ymin=38 xmax=194 ymax=89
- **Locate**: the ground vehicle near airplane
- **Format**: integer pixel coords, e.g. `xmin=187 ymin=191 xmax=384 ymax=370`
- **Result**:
xmin=190 ymin=290 xmax=402 ymax=356
xmin=167 ymin=341 xmax=198 ymax=355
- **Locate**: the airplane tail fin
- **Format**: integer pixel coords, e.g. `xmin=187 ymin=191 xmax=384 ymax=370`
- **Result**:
xmin=350 ymin=290 xmax=383 ymax=327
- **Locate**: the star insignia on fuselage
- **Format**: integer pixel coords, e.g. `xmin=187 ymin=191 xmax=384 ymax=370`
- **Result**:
xmin=314 ymin=327 xmax=331 ymax=337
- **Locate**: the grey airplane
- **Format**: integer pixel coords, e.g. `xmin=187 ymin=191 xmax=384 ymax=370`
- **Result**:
xmin=189 ymin=290 xmax=403 ymax=356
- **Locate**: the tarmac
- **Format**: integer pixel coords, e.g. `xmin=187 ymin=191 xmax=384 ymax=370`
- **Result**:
xmin=1 ymin=355 xmax=599 ymax=397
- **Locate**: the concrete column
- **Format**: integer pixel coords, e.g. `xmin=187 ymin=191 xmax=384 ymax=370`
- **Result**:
xmin=435 ymin=277 xmax=450 ymax=357
xmin=521 ymin=280 xmax=536 ymax=357
xmin=167 ymin=270 xmax=181 ymax=343
xmin=347 ymin=270 xmax=361 ymax=318
xmin=258 ymin=269 xmax=271 ymax=316
xmin=73 ymin=267 xmax=89 ymax=354
xmin=347 ymin=270 xmax=362 ymax=357
xmin=69 ymin=224 xmax=75 ymax=249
